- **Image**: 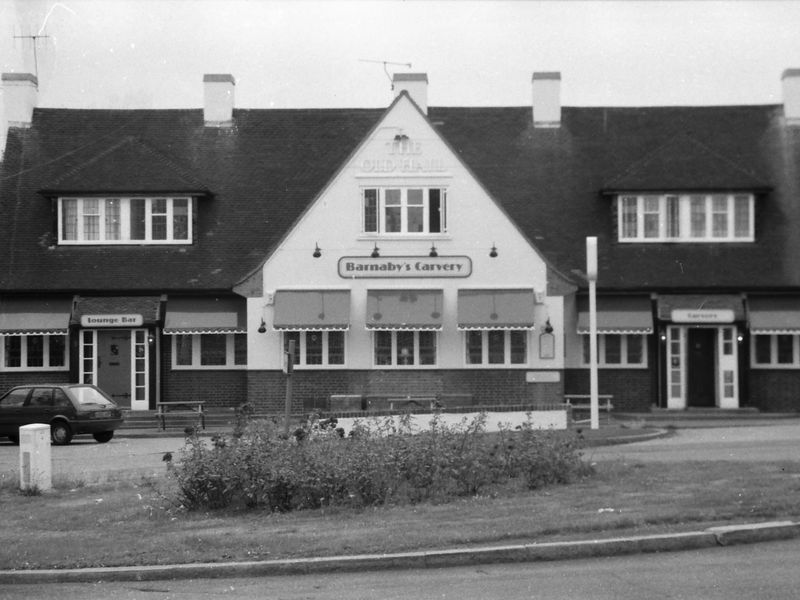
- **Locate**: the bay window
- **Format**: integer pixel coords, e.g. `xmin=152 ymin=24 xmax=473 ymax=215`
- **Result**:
xmin=374 ymin=330 xmax=437 ymax=366
xmin=752 ymin=334 xmax=800 ymax=367
xmin=283 ymin=331 xmax=346 ymax=367
xmin=465 ymin=330 xmax=528 ymax=366
xmin=2 ymin=335 xmax=68 ymax=370
xmin=172 ymin=334 xmax=247 ymax=369
xmin=581 ymin=334 xmax=646 ymax=367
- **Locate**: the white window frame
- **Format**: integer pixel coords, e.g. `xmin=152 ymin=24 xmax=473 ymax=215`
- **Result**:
xmin=617 ymin=194 xmax=754 ymax=242
xmin=171 ymin=333 xmax=247 ymax=370
xmin=581 ymin=334 xmax=648 ymax=368
xmin=372 ymin=330 xmax=438 ymax=368
xmin=283 ymin=331 xmax=347 ymax=368
xmin=1 ymin=334 xmax=69 ymax=371
xmin=59 ymin=197 xmax=193 ymax=245
xmin=751 ymin=334 xmax=800 ymax=368
xmin=362 ymin=187 xmax=447 ymax=235
xmin=463 ymin=330 xmax=529 ymax=367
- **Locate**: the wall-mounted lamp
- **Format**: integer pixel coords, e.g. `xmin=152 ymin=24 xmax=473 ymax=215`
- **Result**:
xmin=737 ymin=334 xmax=744 ymax=343
xmin=147 ymin=333 xmax=155 ymax=344
xmin=489 ymin=243 xmax=498 ymax=258
xmin=394 ymin=133 xmax=409 ymax=142
xmin=313 ymin=243 xmax=322 ymax=258
xmin=660 ymin=333 xmax=667 ymax=342
xmin=371 ymin=244 xmax=380 ymax=258
xmin=258 ymin=319 xmax=267 ymax=334
xmin=544 ymin=318 xmax=554 ymax=334
xmin=429 ymin=245 xmax=438 ymax=257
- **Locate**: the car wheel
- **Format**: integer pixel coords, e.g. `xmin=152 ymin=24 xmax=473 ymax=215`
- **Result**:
xmin=93 ymin=431 xmax=114 ymax=443
xmin=50 ymin=421 xmax=73 ymax=445
xmin=7 ymin=434 xmax=19 ymax=445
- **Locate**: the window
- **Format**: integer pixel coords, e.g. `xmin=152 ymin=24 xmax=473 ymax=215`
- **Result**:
xmin=374 ymin=331 xmax=437 ymax=366
xmin=171 ymin=334 xmax=246 ymax=369
xmin=283 ymin=331 xmax=346 ymax=367
xmin=581 ymin=334 xmax=647 ymax=367
xmin=59 ymin=197 xmax=193 ymax=244
xmin=752 ymin=334 xmax=800 ymax=368
xmin=362 ymin=188 xmax=447 ymax=234
xmin=2 ymin=335 xmax=68 ymax=370
xmin=465 ymin=330 xmax=528 ymax=366
xmin=617 ymin=194 xmax=753 ymax=242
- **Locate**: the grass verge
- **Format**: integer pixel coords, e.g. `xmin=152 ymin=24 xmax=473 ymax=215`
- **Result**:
xmin=1 ymin=455 xmax=799 ymax=570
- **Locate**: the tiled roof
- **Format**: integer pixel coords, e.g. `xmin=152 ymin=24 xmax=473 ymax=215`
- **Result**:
xmin=1 ymin=101 xmax=799 ymax=294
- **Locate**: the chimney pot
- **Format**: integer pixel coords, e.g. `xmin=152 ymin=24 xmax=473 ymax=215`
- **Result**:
xmin=392 ymin=73 xmax=428 ymax=114
xmin=203 ymin=73 xmax=235 ymax=127
xmin=2 ymin=72 xmax=38 ymax=128
xmin=782 ymin=68 xmax=800 ymax=124
xmin=532 ymin=71 xmax=561 ymax=128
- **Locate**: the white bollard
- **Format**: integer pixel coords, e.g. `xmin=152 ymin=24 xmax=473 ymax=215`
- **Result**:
xmin=19 ymin=424 xmax=52 ymax=492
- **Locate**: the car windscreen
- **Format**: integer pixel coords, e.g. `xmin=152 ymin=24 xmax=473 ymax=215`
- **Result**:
xmin=69 ymin=386 xmax=115 ymax=407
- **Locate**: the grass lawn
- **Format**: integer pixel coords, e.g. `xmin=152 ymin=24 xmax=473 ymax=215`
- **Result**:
xmin=2 ymin=452 xmax=800 ymax=570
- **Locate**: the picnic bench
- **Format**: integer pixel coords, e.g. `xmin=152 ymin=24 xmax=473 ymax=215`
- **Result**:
xmin=156 ymin=401 xmax=206 ymax=431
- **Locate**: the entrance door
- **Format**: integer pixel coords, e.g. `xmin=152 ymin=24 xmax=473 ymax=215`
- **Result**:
xmin=97 ymin=330 xmax=132 ymax=408
xmin=687 ymin=328 xmax=716 ymax=407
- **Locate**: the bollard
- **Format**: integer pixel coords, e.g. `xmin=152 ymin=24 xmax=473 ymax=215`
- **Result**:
xmin=19 ymin=423 xmax=52 ymax=492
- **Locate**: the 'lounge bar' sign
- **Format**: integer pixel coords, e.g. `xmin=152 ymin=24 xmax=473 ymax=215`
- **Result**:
xmin=338 ymin=256 xmax=472 ymax=278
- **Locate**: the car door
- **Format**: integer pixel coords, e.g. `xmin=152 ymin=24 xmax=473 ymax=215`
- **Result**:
xmin=21 ymin=387 xmax=57 ymax=426
xmin=0 ymin=388 xmax=32 ymax=435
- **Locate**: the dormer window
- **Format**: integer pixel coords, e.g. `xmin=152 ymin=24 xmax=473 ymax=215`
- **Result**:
xmin=617 ymin=194 xmax=753 ymax=242
xmin=362 ymin=187 xmax=446 ymax=235
xmin=58 ymin=197 xmax=192 ymax=244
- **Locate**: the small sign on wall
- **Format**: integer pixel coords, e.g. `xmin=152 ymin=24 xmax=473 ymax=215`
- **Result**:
xmin=80 ymin=314 xmax=143 ymax=327
xmin=338 ymin=256 xmax=472 ymax=278
xmin=525 ymin=371 xmax=561 ymax=383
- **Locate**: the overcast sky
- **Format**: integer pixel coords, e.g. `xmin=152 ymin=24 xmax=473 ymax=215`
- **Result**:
xmin=2 ymin=0 xmax=800 ymax=111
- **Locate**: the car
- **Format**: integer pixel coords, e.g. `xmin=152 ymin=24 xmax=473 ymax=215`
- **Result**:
xmin=0 ymin=384 xmax=125 ymax=445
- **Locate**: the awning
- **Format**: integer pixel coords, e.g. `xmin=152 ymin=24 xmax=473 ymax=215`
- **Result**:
xmin=577 ymin=295 xmax=653 ymax=334
xmin=657 ymin=294 xmax=745 ymax=323
xmin=164 ymin=296 xmax=245 ymax=334
xmin=457 ymin=289 xmax=535 ymax=330
xmin=366 ymin=290 xmax=443 ymax=330
xmin=72 ymin=296 xmax=162 ymax=326
xmin=0 ymin=296 xmax=73 ymax=335
xmin=748 ymin=296 xmax=800 ymax=334
xmin=273 ymin=290 xmax=351 ymax=331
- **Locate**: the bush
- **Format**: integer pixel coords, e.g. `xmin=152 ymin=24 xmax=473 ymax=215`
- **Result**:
xmin=169 ymin=412 xmax=588 ymax=512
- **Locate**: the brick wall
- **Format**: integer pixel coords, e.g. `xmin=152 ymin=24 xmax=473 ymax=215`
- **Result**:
xmin=748 ymin=371 xmax=800 ymax=412
xmin=0 ymin=371 xmax=71 ymax=392
xmin=246 ymin=369 xmax=564 ymax=413
xmin=163 ymin=369 xmax=247 ymax=408
xmin=564 ymin=368 xmax=653 ymax=412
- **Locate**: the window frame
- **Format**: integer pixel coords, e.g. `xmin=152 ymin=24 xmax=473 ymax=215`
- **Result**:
xmin=282 ymin=331 xmax=347 ymax=368
xmin=463 ymin=330 xmax=529 ymax=367
xmin=362 ymin=187 xmax=447 ymax=235
xmin=372 ymin=330 xmax=438 ymax=367
xmin=59 ymin=197 xmax=193 ymax=245
xmin=1 ymin=334 xmax=69 ymax=371
xmin=170 ymin=333 xmax=247 ymax=370
xmin=751 ymin=334 xmax=800 ymax=368
xmin=581 ymin=334 xmax=648 ymax=368
xmin=617 ymin=194 xmax=754 ymax=242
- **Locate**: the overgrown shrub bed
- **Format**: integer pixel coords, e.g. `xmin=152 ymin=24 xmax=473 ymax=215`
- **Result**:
xmin=171 ymin=412 xmax=590 ymax=512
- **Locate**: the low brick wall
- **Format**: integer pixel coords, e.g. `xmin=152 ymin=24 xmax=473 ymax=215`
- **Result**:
xmin=748 ymin=371 xmax=800 ymax=412
xmin=564 ymin=369 xmax=653 ymax=412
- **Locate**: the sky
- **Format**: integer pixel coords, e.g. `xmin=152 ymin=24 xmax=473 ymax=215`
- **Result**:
xmin=2 ymin=0 xmax=800 ymax=113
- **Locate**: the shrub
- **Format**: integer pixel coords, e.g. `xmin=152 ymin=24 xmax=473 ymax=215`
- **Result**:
xmin=169 ymin=412 xmax=588 ymax=512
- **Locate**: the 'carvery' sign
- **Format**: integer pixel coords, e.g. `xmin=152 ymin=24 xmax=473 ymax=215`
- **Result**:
xmin=338 ymin=256 xmax=472 ymax=278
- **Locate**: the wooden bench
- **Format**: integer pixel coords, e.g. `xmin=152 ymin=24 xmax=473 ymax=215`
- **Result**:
xmin=564 ymin=394 xmax=614 ymax=423
xmin=364 ymin=394 xmax=440 ymax=411
xmin=156 ymin=401 xmax=206 ymax=431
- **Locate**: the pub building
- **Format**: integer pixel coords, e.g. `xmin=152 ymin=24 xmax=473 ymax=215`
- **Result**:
xmin=2 ymin=69 xmax=800 ymax=415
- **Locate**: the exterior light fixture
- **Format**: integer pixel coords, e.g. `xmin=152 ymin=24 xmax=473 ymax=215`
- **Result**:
xmin=371 ymin=244 xmax=380 ymax=258
xmin=429 ymin=245 xmax=438 ymax=257
xmin=489 ymin=243 xmax=498 ymax=258
xmin=258 ymin=319 xmax=267 ymax=334
xmin=544 ymin=318 xmax=554 ymax=334
xmin=313 ymin=243 xmax=322 ymax=258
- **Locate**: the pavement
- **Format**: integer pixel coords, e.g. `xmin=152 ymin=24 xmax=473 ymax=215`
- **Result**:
xmin=1 ymin=413 xmax=799 ymax=584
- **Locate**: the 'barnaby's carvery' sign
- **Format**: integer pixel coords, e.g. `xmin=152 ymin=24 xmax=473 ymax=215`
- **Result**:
xmin=338 ymin=256 xmax=472 ymax=278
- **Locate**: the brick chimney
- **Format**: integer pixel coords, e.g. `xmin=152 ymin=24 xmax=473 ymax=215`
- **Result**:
xmin=393 ymin=73 xmax=428 ymax=114
xmin=2 ymin=72 xmax=38 ymax=128
xmin=782 ymin=68 xmax=800 ymax=124
xmin=532 ymin=71 xmax=561 ymax=128
xmin=203 ymin=74 xmax=235 ymax=127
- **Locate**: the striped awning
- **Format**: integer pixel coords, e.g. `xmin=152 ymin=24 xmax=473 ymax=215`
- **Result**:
xmin=164 ymin=296 xmax=246 ymax=334
xmin=457 ymin=289 xmax=535 ymax=330
xmin=748 ymin=296 xmax=800 ymax=334
xmin=577 ymin=295 xmax=653 ymax=334
xmin=366 ymin=289 xmax=443 ymax=330
xmin=273 ymin=290 xmax=351 ymax=331
xmin=0 ymin=296 xmax=73 ymax=335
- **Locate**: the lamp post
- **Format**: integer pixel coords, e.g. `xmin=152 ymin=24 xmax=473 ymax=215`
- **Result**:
xmin=586 ymin=237 xmax=599 ymax=430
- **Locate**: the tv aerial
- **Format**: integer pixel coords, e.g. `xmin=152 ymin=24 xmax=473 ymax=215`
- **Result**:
xmin=358 ymin=59 xmax=412 ymax=89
